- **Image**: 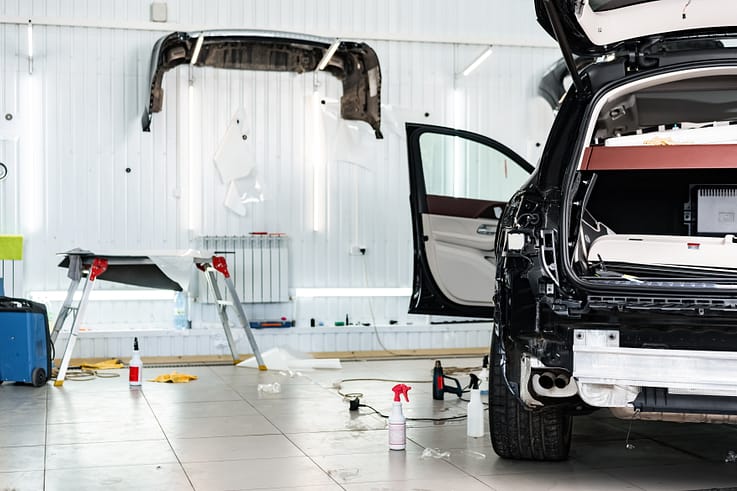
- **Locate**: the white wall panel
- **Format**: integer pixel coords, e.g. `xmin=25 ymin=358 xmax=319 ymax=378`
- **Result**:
xmin=0 ymin=1 xmax=561 ymax=334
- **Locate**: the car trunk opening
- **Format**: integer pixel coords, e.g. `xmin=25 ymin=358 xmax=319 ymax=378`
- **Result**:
xmin=568 ymin=68 xmax=737 ymax=288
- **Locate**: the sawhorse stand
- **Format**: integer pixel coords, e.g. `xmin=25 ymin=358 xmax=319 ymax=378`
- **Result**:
xmin=50 ymin=253 xmax=267 ymax=386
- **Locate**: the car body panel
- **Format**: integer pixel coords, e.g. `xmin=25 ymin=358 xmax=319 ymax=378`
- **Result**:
xmin=405 ymin=123 xmax=533 ymax=318
xmin=142 ymin=30 xmax=383 ymax=138
xmin=536 ymin=0 xmax=737 ymax=56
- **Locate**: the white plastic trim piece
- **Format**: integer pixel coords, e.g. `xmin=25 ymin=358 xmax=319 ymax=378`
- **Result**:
xmin=316 ymin=39 xmax=340 ymax=71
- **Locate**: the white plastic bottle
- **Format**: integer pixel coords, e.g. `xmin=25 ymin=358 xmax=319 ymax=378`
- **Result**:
xmin=479 ymin=354 xmax=489 ymax=397
xmin=173 ymin=291 xmax=189 ymax=330
xmin=389 ymin=384 xmax=411 ymax=450
xmin=467 ymin=374 xmax=484 ymax=437
xmin=129 ymin=337 xmax=143 ymax=387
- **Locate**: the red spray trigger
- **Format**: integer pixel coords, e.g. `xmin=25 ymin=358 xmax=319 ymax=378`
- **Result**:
xmin=392 ymin=384 xmax=411 ymax=402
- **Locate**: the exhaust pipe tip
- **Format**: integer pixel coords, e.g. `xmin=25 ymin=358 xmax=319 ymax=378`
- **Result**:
xmin=538 ymin=372 xmax=555 ymax=390
xmin=554 ymin=373 xmax=570 ymax=389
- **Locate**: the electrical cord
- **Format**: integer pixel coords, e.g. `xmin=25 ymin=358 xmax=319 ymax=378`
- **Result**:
xmin=51 ymin=367 xmax=121 ymax=382
xmin=333 ymin=377 xmax=431 ymax=398
xmin=357 ymin=402 xmax=468 ymax=422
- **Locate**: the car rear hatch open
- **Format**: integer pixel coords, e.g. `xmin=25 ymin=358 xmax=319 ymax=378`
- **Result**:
xmin=536 ymin=0 xmax=737 ymax=57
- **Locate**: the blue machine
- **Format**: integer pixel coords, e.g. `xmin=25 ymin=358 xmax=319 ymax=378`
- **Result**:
xmin=0 ymin=297 xmax=51 ymax=387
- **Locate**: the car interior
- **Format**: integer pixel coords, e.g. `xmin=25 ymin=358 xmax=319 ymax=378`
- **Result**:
xmin=571 ymin=73 xmax=737 ymax=281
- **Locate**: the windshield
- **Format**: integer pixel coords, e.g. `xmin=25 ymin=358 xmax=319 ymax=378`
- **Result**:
xmin=589 ymin=0 xmax=659 ymax=12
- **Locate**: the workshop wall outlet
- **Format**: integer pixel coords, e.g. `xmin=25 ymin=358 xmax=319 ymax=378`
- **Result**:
xmin=349 ymin=245 xmax=367 ymax=256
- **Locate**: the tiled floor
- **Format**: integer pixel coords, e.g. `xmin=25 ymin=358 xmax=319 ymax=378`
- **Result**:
xmin=2 ymin=357 xmax=737 ymax=490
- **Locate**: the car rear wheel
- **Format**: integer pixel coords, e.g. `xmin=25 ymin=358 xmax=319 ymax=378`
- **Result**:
xmin=489 ymin=336 xmax=572 ymax=461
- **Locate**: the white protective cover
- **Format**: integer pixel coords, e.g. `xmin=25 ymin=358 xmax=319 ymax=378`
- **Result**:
xmin=605 ymin=124 xmax=737 ymax=147
xmin=587 ymin=234 xmax=737 ymax=269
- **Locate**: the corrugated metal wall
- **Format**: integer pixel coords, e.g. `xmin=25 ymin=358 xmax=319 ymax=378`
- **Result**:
xmin=0 ymin=1 xmax=560 ymax=329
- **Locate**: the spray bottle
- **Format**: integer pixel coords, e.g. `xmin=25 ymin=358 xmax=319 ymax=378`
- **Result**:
xmin=467 ymin=373 xmax=484 ymax=437
xmin=389 ymin=384 xmax=411 ymax=450
xmin=129 ymin=337 xmax=143 ymax=387
xmin=479 ymin=354 xmax=489 ymax=397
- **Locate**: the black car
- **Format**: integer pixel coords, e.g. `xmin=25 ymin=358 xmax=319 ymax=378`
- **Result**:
xmin=406 ymin=0 xmax=737 ymax=461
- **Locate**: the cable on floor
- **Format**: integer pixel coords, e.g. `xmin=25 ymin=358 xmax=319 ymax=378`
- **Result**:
xmin=51 ymin=367 xmax=121 ymax=381
xmin=358 ymin=402 xmax=468 ymax=422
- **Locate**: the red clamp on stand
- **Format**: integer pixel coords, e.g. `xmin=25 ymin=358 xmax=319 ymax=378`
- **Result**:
xmin=89 ymin=258 xmax=108 ymax=281
xmin=212 ymin=256 xmax=230 ymax=278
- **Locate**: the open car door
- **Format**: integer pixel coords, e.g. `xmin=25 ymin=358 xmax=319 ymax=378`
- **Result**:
xmin=406 ymin=123 xmax=534 ymax=318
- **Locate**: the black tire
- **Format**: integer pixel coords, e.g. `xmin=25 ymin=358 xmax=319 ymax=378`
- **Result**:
xmin=31 ymin=367 xmax=47 ymax=387
xmin=489 ymin=336 xmax=572 ymax=461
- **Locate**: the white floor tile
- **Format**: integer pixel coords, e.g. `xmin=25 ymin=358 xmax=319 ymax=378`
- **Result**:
xmin=0 ymin=424 xmax=45 ymax=447
xmin=311 ymin=450 xmax=476 ymax=484
xmin=183 ymin=456 xmax=335 ymax=490
xmin=150 ymin=399 xmax=259 ymax=419
xmin=45 ymin=463 xmax=192 ymax=491
xmin=341 ymin=476 xmax=493 ymax=491
xmin=46 ymin=439 xmax=177 ymax=470
xmin=171 ymin=434 xmax=304 ymax=463
xmin=602 ymin=462 xmax=737 ymax=490
xmin=0 ymin=470 xmax=45 ymax=490
xmin=0 ymin=446 xmax=44 ymax=472
xmin=158 ymin=414 xmax=280 ymax=439
xmin=478 ymin=470 xmax=641 ymax=491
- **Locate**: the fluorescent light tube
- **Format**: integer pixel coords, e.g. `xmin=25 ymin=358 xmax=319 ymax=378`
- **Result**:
xmin=462 ymin=45 xmax=493 ymax=77
xmin=29 ymin=290 xmax=176 ymax=302
xmin=294 ymin=288 xmax=412 ymax=298
xmin=317 ymin=39 xmax=341 ymax=71
xmin=27 ymin=19 xmax=33 ymax=74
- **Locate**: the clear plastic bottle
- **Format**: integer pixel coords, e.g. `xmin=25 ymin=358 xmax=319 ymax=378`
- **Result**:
xmin=173 ymin=291 xmax=189 ymax=329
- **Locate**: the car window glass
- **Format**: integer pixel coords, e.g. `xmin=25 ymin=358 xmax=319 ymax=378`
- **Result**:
xmin=419 ymin=132 xmax=529 ymax=202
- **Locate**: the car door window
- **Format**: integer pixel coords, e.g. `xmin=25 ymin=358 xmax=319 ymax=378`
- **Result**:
xmin=419 ymin=132 xmax=530 ymax=203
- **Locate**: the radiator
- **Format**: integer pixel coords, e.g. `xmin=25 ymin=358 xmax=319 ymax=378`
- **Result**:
xmin=0 ymin=260 xmax=22 ymax=297
xmin=197 ymin=235 xmax=289 ymax=304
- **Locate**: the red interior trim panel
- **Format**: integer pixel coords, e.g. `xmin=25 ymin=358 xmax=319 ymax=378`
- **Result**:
xmin=425 ymin=195 xmax=504 ymax=219
xmin=582 ymin=144 xmax=737 ymax=171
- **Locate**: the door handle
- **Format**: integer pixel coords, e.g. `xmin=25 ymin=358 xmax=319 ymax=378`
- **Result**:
xmin=476 ymin=224 xmax=495 ymax=236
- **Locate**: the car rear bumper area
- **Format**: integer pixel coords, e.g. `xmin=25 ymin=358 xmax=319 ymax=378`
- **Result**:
xmin=573 ymin=329 xmax=737 ymax=415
